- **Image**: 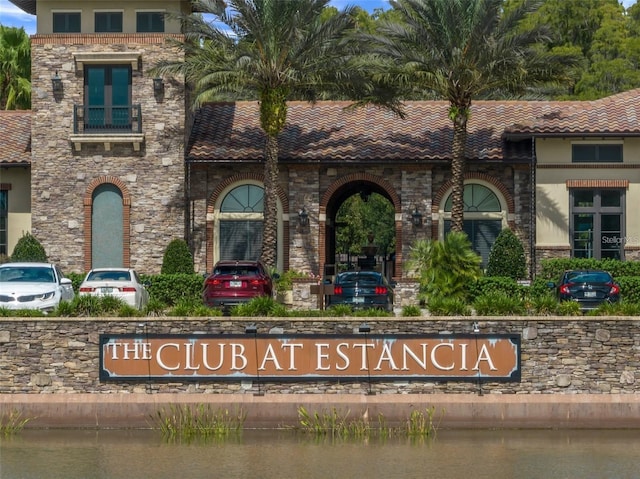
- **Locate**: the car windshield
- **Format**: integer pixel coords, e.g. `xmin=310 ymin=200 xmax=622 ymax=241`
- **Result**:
xmin=566 ymin=272 xmax=612 ymax=283
xmin=87 ymin=271 xmax=131 ymax=281
xmin=338 ymin=273 xmax=380 ymax=286
xmin=214 ymin=266 xmax=259 ymax=276
xmin=0 ymin=266 xmax=55 ymax=283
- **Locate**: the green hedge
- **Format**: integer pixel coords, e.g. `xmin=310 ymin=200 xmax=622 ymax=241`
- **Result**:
xmin=539 ymin=258 xmax=640 ymax=280
xmin=141 ymin=273 xmax=204 ymax=306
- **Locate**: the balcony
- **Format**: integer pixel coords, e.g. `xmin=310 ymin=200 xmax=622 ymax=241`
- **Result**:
xmin=70 ymin=104 xmax=144 ymax=151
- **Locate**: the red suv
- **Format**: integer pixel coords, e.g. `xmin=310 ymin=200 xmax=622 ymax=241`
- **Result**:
xmin=203 ymin=260 xmax=274 ymax=310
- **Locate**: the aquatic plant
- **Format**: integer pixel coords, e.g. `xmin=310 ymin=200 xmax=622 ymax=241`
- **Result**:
xmin=150 ymin=404 xmax=246 ymax=441
xmin=0 ymin=409 xmax=33 ymax=435
xmin=296 ymin=406 xmax=442 ymax=440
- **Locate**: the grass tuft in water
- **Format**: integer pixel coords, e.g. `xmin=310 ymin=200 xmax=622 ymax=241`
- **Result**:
xmin=296 ymin=406 xmax=441 ymax=440
xmin=0 ymin=409 xmax=33 ymax=435
xmin=150 ymin=404 xmax=246 ymax=441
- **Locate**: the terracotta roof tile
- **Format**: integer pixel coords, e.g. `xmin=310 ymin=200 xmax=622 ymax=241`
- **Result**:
xmin=187 ymin=89 xmax=640 ymax=163
xmin=0 ymin=110 xmax=31 ymax=165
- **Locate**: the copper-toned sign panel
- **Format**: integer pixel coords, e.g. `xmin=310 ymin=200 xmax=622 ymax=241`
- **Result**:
xmin=99 ymin=334 xmax=520 ymax=382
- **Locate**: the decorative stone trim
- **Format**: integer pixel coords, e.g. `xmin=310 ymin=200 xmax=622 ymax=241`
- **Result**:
xmin=69 ymin=133 xmax=145 ymax=152
xmin=73 ymin=51 xmax=142 ymax=72
xmin=566 ymin=179 xmax=629 ymax=188
xmin=83 ymin=176 xmax=132 ymax=271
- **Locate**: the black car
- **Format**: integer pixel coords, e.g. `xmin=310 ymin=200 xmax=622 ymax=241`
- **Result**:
xmin=549 ymin=270 xmax=620 ymax=311
xmin=326 ymin=271 xmax=395 ymax=312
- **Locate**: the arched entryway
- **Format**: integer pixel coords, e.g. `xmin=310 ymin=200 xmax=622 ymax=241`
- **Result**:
xmin=319 ymin=173 xmax=402 ymax=280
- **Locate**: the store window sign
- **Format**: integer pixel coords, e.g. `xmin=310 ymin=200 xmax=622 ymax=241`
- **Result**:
xmin=99 ymin=334 xmax=521 ymax=382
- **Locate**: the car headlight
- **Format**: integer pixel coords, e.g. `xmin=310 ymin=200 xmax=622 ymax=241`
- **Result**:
xmin=40 ymin=291 xmax=56 ymax=301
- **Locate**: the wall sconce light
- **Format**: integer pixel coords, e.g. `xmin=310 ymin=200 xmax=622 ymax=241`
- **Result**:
xmin=359 ymin=323 xmax=374 ymax=395
xmin=358 ymin=323 xmax=371 ymax=334
xmin=51 ymin=71 xmax=63 ymax=94
xmin=298 ymin=207 xmax=309 ymax=227
xmin=411 ymin=206 xmax=423 ymax=227
xmin=153 ymin=77 xmax=164 ymax=94
xmin=472 ymin=322 xmax=480 ymax=334
xmin=245 ymin=324 xmax=263 ymax=396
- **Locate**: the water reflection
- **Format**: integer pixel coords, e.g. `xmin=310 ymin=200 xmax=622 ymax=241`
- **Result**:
xmin=1 ymin=429 xmax=639 ymax=479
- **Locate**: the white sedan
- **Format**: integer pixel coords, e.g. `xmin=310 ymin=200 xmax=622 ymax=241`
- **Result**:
xmin=78 ymin=268 xmax=150 ymax=309
xmin=0 ymin=262 xmax=75 ymax=313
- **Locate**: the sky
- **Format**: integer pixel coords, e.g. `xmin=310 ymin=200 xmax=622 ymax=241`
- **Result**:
xmin=0 ymin=0 xmax=390 ymax=34
xmin=0 ymin=0 xmax=637 ymax=35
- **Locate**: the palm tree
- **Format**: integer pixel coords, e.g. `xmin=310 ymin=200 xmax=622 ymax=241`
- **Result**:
xmin=372 ymin=0 xmax=577 ymax=232
xmin=154 ymin=0 xmax=393 ymax=268
xmin=0 ymin=25 xmax=31 ymax=110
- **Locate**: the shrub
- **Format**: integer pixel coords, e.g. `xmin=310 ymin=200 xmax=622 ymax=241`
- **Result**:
xmin=426 ymin=296 xmax=471 ymax=316
xmin=468 ymin=277 xmax=528 ymax=303
xmin=401 ymin=305 xmax=422 ymax=317
xmin=10 ymin=232 xmax=47 ymax=262
xmin=473 ymin=291 xmax=526 ymax=316
xmin=556 ymin=300 xmax=581 ymax=316
xmin=486 ymin=228 xmax=526 ymax=280
xmin=407 ymin=232 xmax=482 ymax=303
xmin=144 ymin=273 xmax=203 ymax=306
xmin=161 ymin=239 xmax=194 ymax=275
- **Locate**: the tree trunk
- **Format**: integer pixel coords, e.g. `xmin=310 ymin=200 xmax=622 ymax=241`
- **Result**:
xmin=449 ymin=113 xmax=468 ymax=233
xmin=261 ymin=134 xmax=279 ymax=268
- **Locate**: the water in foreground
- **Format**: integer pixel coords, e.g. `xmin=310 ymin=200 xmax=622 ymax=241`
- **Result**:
xmin=1 ymin=429 xmax=639 ymax=479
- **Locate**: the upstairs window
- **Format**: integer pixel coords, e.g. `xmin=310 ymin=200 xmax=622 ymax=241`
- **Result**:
xmin=53 ymin=12 xmax=81 ymax=33
xmin=95 ymin=12 xmax=123 ymax=33
xmin=136 ymin=12 xmax=165 ymax=32
xmin=572 ymin=144 xmax=623 ymax=163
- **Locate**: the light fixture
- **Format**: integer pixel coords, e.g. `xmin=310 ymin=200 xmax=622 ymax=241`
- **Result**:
xmin=51 ymin=71 xmax=63 ymax=94
xmin=245 ymin=324 xmax=263 ymax=396
xmin=358 ymin=323 xmax=371 ymax=334
xmin=411 ymin=206 xmax=423 ymax=227
xmin=472 ymin=322 xmax=480 ymax=334
xmin=359 ymin=323 xmax=375 ymax=395
xmin=298 ymin=207 xmax=309 ymax=227
xmin=153 ymin=77 xmax=164 ymax=94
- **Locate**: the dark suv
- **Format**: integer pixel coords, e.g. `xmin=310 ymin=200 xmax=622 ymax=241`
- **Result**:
xmin=203 ymin=260 xmax=274 ymax=310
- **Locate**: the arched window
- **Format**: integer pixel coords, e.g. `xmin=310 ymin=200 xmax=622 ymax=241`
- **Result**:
xmin=218 ymin=184 xmax=264 ymax=261
xmin=442 ymin=183 xmax=506 ymax=267
xmin=92 ymin=183 xmax=123 ymax=267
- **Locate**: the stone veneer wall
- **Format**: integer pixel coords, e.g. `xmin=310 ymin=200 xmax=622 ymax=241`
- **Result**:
xmin=0 ymin=317 xmax=637 ymax=395
xmin=30 ymin=34 xmax=186 ymax=274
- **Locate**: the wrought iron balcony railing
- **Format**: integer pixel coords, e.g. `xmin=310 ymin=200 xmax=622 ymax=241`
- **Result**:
xmin=73 ymin=104 xmax=142 ymax=134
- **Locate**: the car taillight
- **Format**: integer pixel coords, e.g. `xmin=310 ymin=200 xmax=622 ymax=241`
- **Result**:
xmin=206 ymin=278 xmax=222 ymax=286
xmin=121 ymin=287 xmax=137 ymax=292
xmin=559 ymin=284 xmax=572 ymax=295
xmin=375 ymin=286 xmax=388 ymax=295
xmin=249 ymin=278 xmax=266 ymax=286
xmin=334 ymin=285 xmax=343 ymax=295
xmin=608 ymin=283 xmax=620 ymax=295
xmin=79 ymin=287 xmax=94 ymax=292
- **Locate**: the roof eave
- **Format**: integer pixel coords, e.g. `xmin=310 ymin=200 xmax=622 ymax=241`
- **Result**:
xmin=8 ymin=0 xmax=36 ymax=16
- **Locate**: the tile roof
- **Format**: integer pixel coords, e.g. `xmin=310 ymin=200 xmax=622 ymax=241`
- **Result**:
xmin=187 ymin=89 xmax=640 ymax=163
xmin=0 ymin=110 xmax=31 ymax=166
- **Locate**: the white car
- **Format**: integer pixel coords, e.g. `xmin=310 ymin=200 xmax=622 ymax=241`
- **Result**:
xmin=79 ymin=268 xmax=150 ymax=309
xmin=0 ymin=262 xmax=75 ymax=313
